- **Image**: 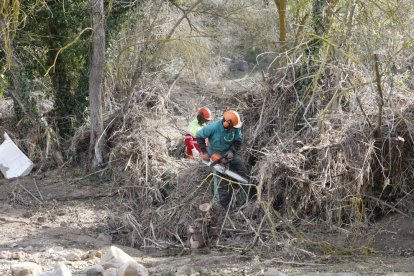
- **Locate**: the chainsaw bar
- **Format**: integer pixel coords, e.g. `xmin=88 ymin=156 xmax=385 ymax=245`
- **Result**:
xmin=201 ymin=160 xmax=248 ymax=184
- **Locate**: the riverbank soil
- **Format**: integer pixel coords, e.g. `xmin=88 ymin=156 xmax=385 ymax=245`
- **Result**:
xmin=0 ymin=171 xmax=413 ymax=275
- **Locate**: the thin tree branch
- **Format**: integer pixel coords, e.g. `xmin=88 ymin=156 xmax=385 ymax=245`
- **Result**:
xmin=165 ymin=0 xmax=203 ymax=40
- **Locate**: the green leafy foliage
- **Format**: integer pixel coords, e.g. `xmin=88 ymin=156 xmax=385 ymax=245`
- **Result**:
xmin=9 ymin=0 xmax=138 ymax=136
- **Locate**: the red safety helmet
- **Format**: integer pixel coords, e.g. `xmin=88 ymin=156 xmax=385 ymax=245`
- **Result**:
xmin=223 ymin=110 xmax=242 ymax=128
xmin=198 ymin=107 xmax=212 ymax=121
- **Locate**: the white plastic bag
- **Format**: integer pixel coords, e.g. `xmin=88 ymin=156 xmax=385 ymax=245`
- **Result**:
xmin=0 ymin=132 xmax=33 ymax=179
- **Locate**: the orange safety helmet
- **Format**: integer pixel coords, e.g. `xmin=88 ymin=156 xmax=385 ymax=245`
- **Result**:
xmin=222 ymin=110 xmax=242 ymax=128
xmin=198 ymin=107 xmax=212 ymax=121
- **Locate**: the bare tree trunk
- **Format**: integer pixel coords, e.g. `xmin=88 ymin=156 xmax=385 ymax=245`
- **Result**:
xmin=273 ymin=0 xmax=287 ymax=51
xmin=0 ymin=17 xmax=31 ymax=120
xmin=373 ymin=54 xmax=384 ymax=139
xmin=89 ymin=0 xmax=105 ymax=169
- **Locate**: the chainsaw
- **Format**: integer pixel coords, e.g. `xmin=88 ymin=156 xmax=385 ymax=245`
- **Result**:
xmin=201 ymin=153 xmax=248 ymax=184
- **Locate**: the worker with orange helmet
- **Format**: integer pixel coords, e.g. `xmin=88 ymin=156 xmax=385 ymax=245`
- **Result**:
xmin=196 ymin=110 xmax=249 ymax=208
xmin=184 ymin=107 xmax=212 ymax=158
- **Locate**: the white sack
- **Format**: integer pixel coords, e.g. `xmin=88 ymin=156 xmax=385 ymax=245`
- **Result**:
xmin=0 ymin=132 xmax=33 ymax=179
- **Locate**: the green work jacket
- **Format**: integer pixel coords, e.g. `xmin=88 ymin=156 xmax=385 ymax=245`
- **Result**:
xmin=196 ymin=120 xmax=243 ymax=156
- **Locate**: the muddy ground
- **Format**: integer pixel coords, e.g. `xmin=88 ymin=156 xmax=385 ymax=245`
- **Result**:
xmin=0 ymin=170 xmax=413 ymax=275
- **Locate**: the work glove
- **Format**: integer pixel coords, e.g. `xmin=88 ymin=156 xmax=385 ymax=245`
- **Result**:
xmin=191 ymin=148 xmax=200 ymax=159
xmin=200 ymin=152 xmax=210 ymax=161
xmin=225 ymin=151 xmax=234 ymax=161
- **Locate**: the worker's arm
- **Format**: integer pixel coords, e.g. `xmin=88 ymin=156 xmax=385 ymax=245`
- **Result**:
xmin=196 ymin=137 xmax=207 ymax=153
xmin=230 ymin=129 xmax=243 ymax=154
xmin=184 ymin=134 xmax=195 ymax=150
xmin=196 ymin=124 xmax=213 ymax=154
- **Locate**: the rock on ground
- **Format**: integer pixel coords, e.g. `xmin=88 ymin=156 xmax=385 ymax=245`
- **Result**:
xmin=99 ymin=246 xmax=137 ymax=269
xmin=40 ymin=262 xmax=72 ymax=276
xmin=264 ymin=267 xmax=287 ymax=276
xmin=103 ymin=267 xmax=117 ymax=276
xmin=11 ymin=262 xmax=42 ymax=276
xmin=96 ymin=233 xmax=112 ymax=245
xmin=118 ymin=261 xmax=149 ymax=276
xmin=82 ymin=250 xmax=102 ymax=260
xmin=64 ymin=252 xmax=81 ymax=262
xmin=85 ymin=264 xmax=104 ymax=276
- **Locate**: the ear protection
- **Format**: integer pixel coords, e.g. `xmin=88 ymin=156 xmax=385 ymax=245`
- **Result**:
xmin=197 ymin=114 xmax=203 ymax=122
xmin=222 ymin=118 xmax=233 ymax=128
xmin=197 ymin=114 xmax=208 ymax=125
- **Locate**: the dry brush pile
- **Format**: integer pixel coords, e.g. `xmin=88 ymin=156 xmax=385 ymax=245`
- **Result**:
xmin=241 ymin=47 xmax=414 ymax=232
xmin=105 ymin=49 xmax=414 ymax=254
xmin=83 ymin=0 xmax=414 ymax=255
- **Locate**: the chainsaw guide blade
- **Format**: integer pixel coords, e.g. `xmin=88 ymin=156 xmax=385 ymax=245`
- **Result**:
xmin=201 ymin=160 xmax=248 ymax=184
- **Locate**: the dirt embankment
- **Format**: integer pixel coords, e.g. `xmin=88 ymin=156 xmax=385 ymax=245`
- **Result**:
xmin=0 ymin=171 xmax=413 ymax=275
